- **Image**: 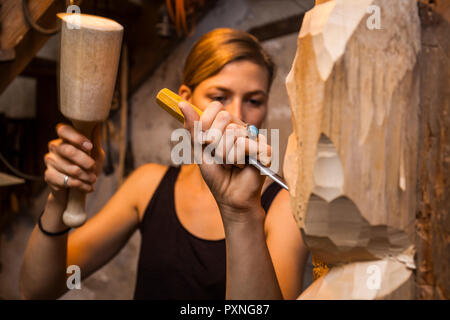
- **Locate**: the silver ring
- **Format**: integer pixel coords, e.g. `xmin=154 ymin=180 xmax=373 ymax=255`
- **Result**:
xmin=246 ymin=124 xmax=259 ymax=140
xmin=63 ymin=175 xmax=69 ymax=187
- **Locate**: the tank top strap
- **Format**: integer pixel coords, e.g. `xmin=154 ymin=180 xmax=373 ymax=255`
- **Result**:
xmin=139 ymin=166 xmax=181 ymax=231
xmin=164 ymin=165 xmax=182 ymax=187
xmin=260 ymin=182 xmax=283 ymax=213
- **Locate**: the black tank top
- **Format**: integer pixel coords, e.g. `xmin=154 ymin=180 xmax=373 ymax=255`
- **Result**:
xmin=133 ymin=166 xmax=282 ymax=300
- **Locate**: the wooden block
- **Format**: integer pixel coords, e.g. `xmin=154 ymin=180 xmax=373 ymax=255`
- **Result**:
xmin=299 ymin=259 xmax=414 ymax=300
xmin=284 ymin=0 xmax=421 ymax=299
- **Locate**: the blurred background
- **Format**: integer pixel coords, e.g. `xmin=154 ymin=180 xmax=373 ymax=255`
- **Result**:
xmin=0 ymin=0 xmax=316 ymax=299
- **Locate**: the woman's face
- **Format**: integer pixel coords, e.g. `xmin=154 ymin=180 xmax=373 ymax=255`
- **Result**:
xmin=179 ymin=60 xmax=269 ymax=127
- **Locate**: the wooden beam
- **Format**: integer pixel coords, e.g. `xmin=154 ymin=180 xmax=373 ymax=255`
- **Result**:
xmin=0 ymin=0 xmax=60 ymax=94
xmin=248 ymin=14 xmax=305 ymax=42
xmin=0 ymin=0 xmax=55 ymax=49
xmin=125 ymin=0 xmax=217 ymax=94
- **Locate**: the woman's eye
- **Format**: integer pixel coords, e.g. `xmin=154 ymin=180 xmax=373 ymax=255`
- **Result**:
xmin=211 ymin=96 xmax=226 ymax=102
xmin=248 ymin=99 xmax=262 ymax=106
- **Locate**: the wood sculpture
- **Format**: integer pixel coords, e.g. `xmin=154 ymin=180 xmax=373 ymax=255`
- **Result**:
xmin=58 ymin=13 xmax=123 ymax=227
xmin=284 ymin=0 xmax=422 ymax=299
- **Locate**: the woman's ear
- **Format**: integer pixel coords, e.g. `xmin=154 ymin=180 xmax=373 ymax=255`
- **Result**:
xmin=179 ymin=84 xmax=192 ymax=102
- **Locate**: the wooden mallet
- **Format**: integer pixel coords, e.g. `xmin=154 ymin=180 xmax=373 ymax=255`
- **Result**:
xmin=58 ymin=13 xmax=123 ymax=227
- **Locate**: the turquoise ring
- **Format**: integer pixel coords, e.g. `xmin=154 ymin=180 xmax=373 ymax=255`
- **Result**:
xmin=246 ymin=124 xmax=259 ymax=140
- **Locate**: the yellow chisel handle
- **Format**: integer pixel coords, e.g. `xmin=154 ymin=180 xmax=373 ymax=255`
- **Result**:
xmin=156 ymin=88 xmax=245 ymax=126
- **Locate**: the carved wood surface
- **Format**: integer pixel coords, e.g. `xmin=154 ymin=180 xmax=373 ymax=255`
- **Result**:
xmin=284 ymin=0 xmax=421 ymax=299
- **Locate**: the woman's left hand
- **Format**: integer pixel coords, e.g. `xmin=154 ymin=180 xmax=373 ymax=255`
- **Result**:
xmin=179 ymin=101 xmax=272 ymax=223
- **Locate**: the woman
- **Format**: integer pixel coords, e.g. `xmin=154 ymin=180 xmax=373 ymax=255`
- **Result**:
xmin=20 ymin=28 xmax=309 ymax=300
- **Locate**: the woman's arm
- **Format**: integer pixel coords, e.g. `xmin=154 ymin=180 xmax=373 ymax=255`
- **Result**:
xmin=265 ymin=189 xmax=309 ymax=299
xmin=20 ymin=193 xmax=70 ymax=299
xmin=179 ymin=101 xmax=290 ymax=299
xmin=221 ymin=202 xmax=283 ymax=299
xmin=220 ymin=187 xmax=308 ymax=300
xmin=20 ymin=163 xmax=166 ymax=299
xmin=66 ymin=163 xmax=167 ymax=282
xmin=20 ymin=123 xmax=166 ymax=299
xmin=21 ymin=123 xmax=103 ymax=299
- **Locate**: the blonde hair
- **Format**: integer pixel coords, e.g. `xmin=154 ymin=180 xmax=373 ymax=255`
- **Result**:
xmin=183 ymin=28 xmax=275 ymax=91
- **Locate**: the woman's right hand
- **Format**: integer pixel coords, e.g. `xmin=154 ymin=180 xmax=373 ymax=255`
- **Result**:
xmin=44 ymin=123 xmax=105 ymax=204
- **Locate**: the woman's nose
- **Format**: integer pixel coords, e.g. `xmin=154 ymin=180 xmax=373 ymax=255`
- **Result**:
xmin=225 ymin=98 xmax=243 ymax=120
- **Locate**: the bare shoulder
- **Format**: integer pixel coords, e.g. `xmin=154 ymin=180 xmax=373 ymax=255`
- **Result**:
xmin=267 ymin=188 xmax=291 ymax=215
xmin=133 ymin=163 xmax=168 ymax=180
xmin=125 ymin=163 xmax=169 ymax=222
xmin=272 ymin=187 xmax=291 ymax=203
xmin=264 ymin=187 xmax=297 ymax=234
xmin=264 ymin=187 xmax=308 ymax=300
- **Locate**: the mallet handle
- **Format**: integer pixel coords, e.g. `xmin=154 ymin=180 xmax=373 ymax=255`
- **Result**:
xmin=62 ymin=120 xmax=96 ymax=227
